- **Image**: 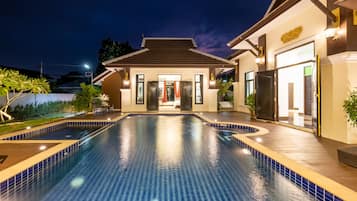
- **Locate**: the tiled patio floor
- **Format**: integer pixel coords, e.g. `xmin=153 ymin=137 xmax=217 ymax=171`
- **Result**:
xmin=202 ymin=111 xmax=357 ymax=192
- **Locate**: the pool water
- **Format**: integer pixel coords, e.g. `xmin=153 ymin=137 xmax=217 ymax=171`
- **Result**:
xmin=27 ymin=126 xmax=101 ymax=140
xmin=3 ymin=115 xmax=313 ymax=201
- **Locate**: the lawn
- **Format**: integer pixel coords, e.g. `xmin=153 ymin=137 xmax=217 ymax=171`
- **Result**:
xmin=0 ymin=117 xmax=63 ymax=136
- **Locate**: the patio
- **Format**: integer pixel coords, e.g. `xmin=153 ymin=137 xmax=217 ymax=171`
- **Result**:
xmin=201 ymin=112 xmax=357 ymax=192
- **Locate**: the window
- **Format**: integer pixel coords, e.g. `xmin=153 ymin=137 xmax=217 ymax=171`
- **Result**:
xmin=136 ymin=74 xmax=144 ymax=104
xmin=195 ymin=74 xmax=203 ymax=104
xmin=245 ymin=71 xmax=254 ymax=104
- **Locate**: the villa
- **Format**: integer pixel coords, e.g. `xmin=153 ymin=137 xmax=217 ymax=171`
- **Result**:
xmin=93 ymin=37 xmax=235 ymax=112
xmin=227 ymin=0 xmax=357 ymax=144
xmin=2 ymin=1 xmax=357 ymax=201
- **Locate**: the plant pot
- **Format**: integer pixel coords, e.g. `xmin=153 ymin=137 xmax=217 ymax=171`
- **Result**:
xmin=249 ymin=110 xmax=256 ymax=121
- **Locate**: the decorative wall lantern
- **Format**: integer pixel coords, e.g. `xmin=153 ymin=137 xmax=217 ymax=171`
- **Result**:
xmin=255 ymin=46 xmax=265 ymax=65
xmin=209 ymin=72 xmax=216 ymax=87
xmin=123 ymin=71 xmax=130 ymax=87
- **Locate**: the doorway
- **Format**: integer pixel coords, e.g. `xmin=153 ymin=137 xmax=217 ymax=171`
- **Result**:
xmin=278 ymin=63 xmax=315 ymax=128
xmin=158 ymin=75 xmax=181 ymax=111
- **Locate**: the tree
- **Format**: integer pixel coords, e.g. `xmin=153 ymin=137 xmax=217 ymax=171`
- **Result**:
xmin=96 ymin=38 xmax=135 ymax=75
xmin=72 ymin=83 xmax=101 ymax=112
xmin=216 ymin=78 xmax=234 ymax=102
xmin=0 ymin=68 xmax=50 ymax=122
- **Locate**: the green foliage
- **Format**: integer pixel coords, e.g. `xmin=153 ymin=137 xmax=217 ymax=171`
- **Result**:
xmin=9 ymin=101 xmax=72 ymax=120
xmin=0 ymin=68 xmax=50 ymax=122
xmin=343 ymin=91 xmax=357 ymax=127
xmin=246 ymin=93 xmax=256 ymax=118
xmin=96 ymin=38 xmax=135 ymax=75
xmin=217 ymin=78 xmax=234 ymax=102
xmin=73 ymin=83 xmax=101 ymax=112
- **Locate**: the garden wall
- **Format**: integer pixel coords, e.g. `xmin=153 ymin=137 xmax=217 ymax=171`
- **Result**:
xmin=0 ymin=93 xmax=75 ymax=107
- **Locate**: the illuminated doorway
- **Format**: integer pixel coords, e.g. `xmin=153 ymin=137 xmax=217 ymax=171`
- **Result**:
xmin=158 ymin=75 xmax=181 ymax=111
xmin=278 ymin=63 xmax=316 ymax=128
xmin=276 ymin=42 xmax=317 ymax=129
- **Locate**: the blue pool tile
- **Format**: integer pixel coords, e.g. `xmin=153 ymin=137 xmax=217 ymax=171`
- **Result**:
xmin=325 ymin=191 xmax=333 ymax=201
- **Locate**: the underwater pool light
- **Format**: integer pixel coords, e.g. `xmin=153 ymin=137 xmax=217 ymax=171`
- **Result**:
xmin=70 ymin=176 xmax=85 ymax=189
xmin=242 ymin=148 xmax=250 ymax=155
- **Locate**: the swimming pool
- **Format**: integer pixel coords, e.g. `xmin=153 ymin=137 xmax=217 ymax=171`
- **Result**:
xmin=1 ymin=115 xmax=314 ymax=201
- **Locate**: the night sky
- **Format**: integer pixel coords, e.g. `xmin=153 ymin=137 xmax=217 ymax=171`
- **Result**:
xmin=0 ymin=0 xmax=270 ymax=76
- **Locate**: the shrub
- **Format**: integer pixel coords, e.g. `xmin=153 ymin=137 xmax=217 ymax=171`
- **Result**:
xmin=246 ymin=93 xmax=256 ymax=120
xmin=72 ymin=83 xmax=101 ymax=112
xmin=343 ymin=91 xmax=357 ymax=127
xmin=9 ymin=101 xmax=72 ymax=120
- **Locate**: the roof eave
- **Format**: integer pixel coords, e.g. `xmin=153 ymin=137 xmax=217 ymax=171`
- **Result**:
xmin=105 ymin=63 xmax=235 ymax=68
xmin=227 ymin=0 xmax=301 ymax=48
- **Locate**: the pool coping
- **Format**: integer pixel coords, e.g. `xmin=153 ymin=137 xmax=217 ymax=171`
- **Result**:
xmin=1 ymin=112 xmax=356 ymax=200
xmin=0 ymin=113 xmax=129 ymax=195
xmin=0 ymin=140 xmax=78 ymax=184
xmin=196 ymin=114 xmax=357 ymax=201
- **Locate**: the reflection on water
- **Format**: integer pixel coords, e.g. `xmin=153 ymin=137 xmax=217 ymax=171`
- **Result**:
xmin=207 ymin=129 xmax=219 ymax=167
xmin=156 ymin=116 xmax=183 ymax=168
xmin=2 ymin=115 xmax=314 ymax=201
xmin=249 ymin=171 xmax=268 ymax=200
xmin=192 ymin=118 xmax=203 ymax=157
xmin=119 ymin=122 xmax=133 ymax=169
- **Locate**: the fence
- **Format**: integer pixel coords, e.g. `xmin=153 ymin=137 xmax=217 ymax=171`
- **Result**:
xmin=0 ymin=93 xmax=75 ymax=107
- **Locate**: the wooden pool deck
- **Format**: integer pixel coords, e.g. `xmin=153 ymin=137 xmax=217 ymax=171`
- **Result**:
xmin=201 ymin=111 xmax=357 ymax=192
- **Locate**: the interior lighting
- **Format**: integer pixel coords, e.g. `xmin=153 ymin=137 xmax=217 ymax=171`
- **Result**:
xmin=26 ymin=126 xmax=31 ymax=130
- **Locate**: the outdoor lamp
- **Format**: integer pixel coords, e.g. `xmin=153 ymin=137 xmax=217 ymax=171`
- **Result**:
xmin=209 ymin=73 xmax=216 ymax=87
xmin=324 ymin=27 xmax=345 ymax=40
xmin=255 ymin=46 xmax=265 ymax=65
xmin=123 ymin=72 xmax=130 ymax=86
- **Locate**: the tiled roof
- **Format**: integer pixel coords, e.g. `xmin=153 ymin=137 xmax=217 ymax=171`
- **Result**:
xmin=104 ymin=38 xmax=234 ymax=68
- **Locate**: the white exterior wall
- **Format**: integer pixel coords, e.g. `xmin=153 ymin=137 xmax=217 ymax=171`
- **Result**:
xmin=323 ymin=53 xmax=357 ymax=144
xmin=232 ymin=0 xmax=357 ymax=143
xmin=234 ymin=52 xmax=258 ymax=113
xmin=122 ymin=67 xmax=212 ymax=112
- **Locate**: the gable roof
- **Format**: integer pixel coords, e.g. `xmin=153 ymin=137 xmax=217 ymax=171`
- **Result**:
xmin=227 ymin=0 xmax=301 ymax=48
xmin=103 ymin=37 xmax=234 ymax=68
xmin=265 ymin=0 xmax=287 ymax=16
xmin=141 ymin=37 xmax=197 ymax=48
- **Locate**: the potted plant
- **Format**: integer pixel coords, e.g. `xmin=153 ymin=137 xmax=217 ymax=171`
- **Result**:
xmin=343 ymin=90 xmax=357 ymax=127
xmin=246 ymin=93 xmax=256 ymax=120
xmin=216 ymin=78 xmax=234 ymax=110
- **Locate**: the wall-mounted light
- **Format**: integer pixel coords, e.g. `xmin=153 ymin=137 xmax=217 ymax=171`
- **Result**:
xmin=209 ymin=72 xmax=216 ymax=87
xmin=323 ymin=27 xmax=345 ymax=40
xmin=123 ymin=71 xmax=130 ymax=86
xmin=255 ymin=46 xmax=265 ymax=65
